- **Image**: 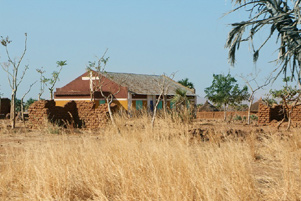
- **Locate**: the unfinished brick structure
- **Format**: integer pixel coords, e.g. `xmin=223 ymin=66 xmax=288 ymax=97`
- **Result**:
xmin=28 ymin=100 xmax=116 ymax=129
xmin=257 ymin=103 xmax=301 ymax=124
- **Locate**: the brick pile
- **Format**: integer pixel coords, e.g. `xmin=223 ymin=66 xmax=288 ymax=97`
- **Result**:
xmin=75 ymin=101 xmax=117 ymax=129
xmin=28 ymin=100 xmax=116 ymax=129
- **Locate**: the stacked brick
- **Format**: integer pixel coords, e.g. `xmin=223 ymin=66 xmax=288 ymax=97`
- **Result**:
xmin=258 ymin=103 xmax=270 ymax=124
xmin=28 ymin=100 xmax=116 ymax=129
xmin=288 ymin=105 xmax=301 ymax=121
xmin=75 ymin=101 xmax=116 ymax=129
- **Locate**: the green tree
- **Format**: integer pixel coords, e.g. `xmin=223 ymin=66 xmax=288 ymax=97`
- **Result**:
xmin=226 ymin=0 xmax=301 ymax=83
xmin=204 ymin=73 xmax=249 ymax=121
xmin=178 ymin=78 xmax=194 ymax=90
xmin=171 ymin=88 xmax=194 ymax=122
xmin=262 ymin=97 xmax=278 ymax=107
xmin=46 ymin=61 xmax=67 ymax=100
xmin=25 ymin=98 xmax=37 ymax=111
xmin=36 ymin=67 xmax=47 ymax=101
xmin=171 ymin=88 xmax=189 ymax=109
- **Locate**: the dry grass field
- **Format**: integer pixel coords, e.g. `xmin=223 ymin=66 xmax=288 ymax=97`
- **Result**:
xmin=0 ymin=114 xmax=300 ymax=200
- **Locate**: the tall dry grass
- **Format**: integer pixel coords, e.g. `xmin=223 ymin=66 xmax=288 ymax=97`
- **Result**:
xmin=0 ymin=113 xmax=300 ymax=200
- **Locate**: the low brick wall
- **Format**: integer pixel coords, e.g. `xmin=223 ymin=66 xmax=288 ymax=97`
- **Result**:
xmin=197 ymin=111 xmax=250 ymax=120
xmin=28 ymin=100 xmax=116 ymax=129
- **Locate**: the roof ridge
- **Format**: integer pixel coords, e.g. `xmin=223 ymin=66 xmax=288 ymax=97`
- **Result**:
xmin=106 ymin=71 xmax=161 ymax=77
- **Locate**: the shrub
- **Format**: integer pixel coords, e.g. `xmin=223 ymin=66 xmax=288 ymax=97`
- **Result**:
xmin=234 ymin=115 xmax=242 ymax=121
xmin=250 ymin=115 xmax=258 ymax=121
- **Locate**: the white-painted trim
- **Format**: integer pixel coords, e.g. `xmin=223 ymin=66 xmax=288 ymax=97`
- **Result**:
xmin=82 ymin=77 xmax=99 ymax=80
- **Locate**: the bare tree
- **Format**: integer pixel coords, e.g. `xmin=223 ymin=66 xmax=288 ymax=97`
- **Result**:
xmin=0 ymin=33 xmax=28 ymax=129
xmin=240 ymin=71 xmax=272 ymax=124
xmin=20 ymin=81 xmax=37 ymax=123
xmin=151 ymin=73 xmax=175 ymax=129
xmin=87 ymin=50 xmax=124 ymax=134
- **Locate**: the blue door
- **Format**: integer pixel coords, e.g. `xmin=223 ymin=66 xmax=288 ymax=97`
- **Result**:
xmin=150 ymin=100 xmax=154 ymax=112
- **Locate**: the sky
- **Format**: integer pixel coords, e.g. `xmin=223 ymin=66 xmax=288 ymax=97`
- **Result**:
xmin=0 ymin=0 xmax=286 ymax=103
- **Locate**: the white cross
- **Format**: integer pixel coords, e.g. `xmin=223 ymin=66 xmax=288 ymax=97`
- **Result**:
xmin=82 ymin=72 xmax=100 ymax=92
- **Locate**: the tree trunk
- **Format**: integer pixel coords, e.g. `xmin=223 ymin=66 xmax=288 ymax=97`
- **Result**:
xmin=247 ymin=97 xmax=253 ymax=125
xmin=21 ymin=98 xmax=25 ymax=124
xmin=0 ymin=96 xmax=2 ymax=114
xmin=151 ymin=94 xmax=162 ymax=129
xmin=10 ymin=92 xmax=16 ymax=129
xmin=223 ymin=104 xmax=227 ymax=122
xmin=106 ymin=97 xmax=120 ymax=135
xmin=163 ymin=95 xmax=167 ymax=118
xmin=50 ymin=89 xmax=53 ymax=100
xmin=287 ymin=110 xmax=292 ymax=131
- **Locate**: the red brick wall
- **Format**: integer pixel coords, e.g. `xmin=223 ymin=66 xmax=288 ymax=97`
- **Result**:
xmin=28 ymin=100 xmax=116 ymax=129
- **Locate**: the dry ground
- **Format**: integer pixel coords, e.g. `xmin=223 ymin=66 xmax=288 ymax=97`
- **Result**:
xmin=0 ymin=116 xmax=300 ymax=200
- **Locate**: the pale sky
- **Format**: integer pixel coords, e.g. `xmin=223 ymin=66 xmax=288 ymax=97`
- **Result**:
xmin=0 ymin=0 xmax=285 ymax=102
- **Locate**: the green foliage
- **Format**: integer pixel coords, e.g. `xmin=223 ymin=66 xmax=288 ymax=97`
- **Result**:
xmin=270 ymin=86 xmax=300 ymax=101
xmin=171 ymin=88 xmax=189 ymax=107
xmin=231 ymin=104 xmax=248 ymax=111
xmin=25 ymin=98 xmax=37 ymax=110
xmin=250 ymin=115 xmax=258 ymax=121
xmin=262 ymin=97 xmax=277 ymax=107
xmin=15 ymin=99 xmax=21 ymax=112
xmin=48 ymin=61 xmax=67 ymax=85
xmin=204 ymin=73 xmax=249 ymax=109
xmin=233 ymin=115 xmax=242 ymax=121
xmin=178 ymin=78 xmax=194 ymax=89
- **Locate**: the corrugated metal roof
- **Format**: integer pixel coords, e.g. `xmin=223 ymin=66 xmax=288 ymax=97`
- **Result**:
xmin=104 ymin=72 xmax=195 ymax=96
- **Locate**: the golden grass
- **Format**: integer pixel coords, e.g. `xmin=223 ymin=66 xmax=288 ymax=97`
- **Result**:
xmin=0 ymin=114 xmax=300 ymax=200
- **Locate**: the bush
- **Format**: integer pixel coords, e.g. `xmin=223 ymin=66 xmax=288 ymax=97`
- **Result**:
xmin=250 ymin=114 xmax=258 ymax=120
xmin=234 ymin=115 xmax=242 ymax=121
